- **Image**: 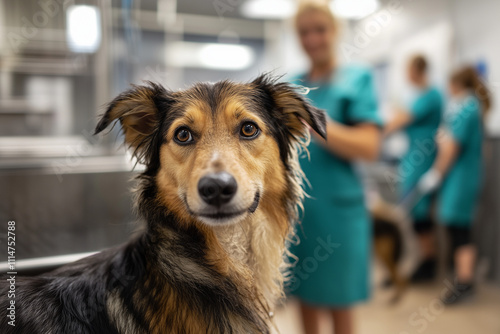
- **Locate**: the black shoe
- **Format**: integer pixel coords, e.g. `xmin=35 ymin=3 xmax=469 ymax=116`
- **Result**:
xmin=410 ymin=258 xmax=437 ymax=283
xmin=441 ymin=281 xmax=475 ymax=305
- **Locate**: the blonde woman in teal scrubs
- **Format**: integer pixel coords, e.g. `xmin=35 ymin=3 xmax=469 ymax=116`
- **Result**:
xmin=288 ymin=3 xmax=382 ymax=334
xmin=416 ymin=66 xmax=490 ymax=304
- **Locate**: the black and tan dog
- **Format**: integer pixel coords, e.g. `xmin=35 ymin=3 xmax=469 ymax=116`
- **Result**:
xmin=0 ymin=75 xmax=326 ymax=333
xmin=371 ymin=197 xmax=413 ymax=303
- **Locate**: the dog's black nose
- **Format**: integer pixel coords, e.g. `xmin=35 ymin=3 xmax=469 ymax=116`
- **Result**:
xmin=198 ymin=172 xmax=237 ymax=206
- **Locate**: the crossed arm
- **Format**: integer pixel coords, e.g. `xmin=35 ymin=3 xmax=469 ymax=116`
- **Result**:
xmin=311 ymin=120 xmax=381 ymax=162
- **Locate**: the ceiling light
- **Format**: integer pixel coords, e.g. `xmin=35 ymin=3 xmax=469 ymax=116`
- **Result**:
xmin=166 ymin=42 xmax=254 ymax=71
xmin=330 ymin=0 xmax=379 ymax=19
xmin=66 ymin=5 xmax=101 ymax=53
xmin=240 ymin=0 xmax=295 ymax=20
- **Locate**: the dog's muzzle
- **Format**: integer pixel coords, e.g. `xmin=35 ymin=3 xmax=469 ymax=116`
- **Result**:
xmin=198 ymin=171 xmax=237 ymax=207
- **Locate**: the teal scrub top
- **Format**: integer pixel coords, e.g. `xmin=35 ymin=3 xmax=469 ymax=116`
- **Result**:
xmin=294 ymin=65 xmax=382 ymax=202
xmin=287 ymin=65 xmax=382 ymax=307
xmin=399 ymin=87 xmax=443 ymax=220
xmin=438 ymin=94 xmax=483 ymax=226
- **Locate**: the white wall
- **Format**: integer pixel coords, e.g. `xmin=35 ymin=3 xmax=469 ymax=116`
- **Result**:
xmin=261 ymin=20 xmax=309 ymax=79
xmin=451 ymin=0 xmax=500 ymax=135
xmin=339 ymin=0 xmax=453 ymax=64
xmin=339 ymin=0 xmax=453 ymax=119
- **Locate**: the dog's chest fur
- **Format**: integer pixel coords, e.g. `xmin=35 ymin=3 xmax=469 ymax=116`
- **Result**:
xmin=105 ymin=214 xmax=282 ymax=334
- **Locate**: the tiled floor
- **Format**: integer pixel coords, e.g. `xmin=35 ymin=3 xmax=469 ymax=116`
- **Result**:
xmin=274 ymin=281 xmax=500 ymax=334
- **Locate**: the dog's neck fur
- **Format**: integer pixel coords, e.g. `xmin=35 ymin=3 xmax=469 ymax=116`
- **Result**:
xmin=212 ymin=206 xmax=288 ymax=310
xmin=143 ymin=205 xmax=287 ymax=319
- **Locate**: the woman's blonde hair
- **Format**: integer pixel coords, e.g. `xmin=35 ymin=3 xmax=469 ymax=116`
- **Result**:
xmin=294 ymin=0 xmax=338 ymax=31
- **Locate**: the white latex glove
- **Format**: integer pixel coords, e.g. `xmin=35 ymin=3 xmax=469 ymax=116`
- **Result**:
xmin=417 ymin=168 xmax=442 ymax=194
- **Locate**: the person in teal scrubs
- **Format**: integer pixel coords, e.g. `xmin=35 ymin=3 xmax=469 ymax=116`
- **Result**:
xmin=288 ymin=3 xmax=381 ymax=334
xmin=415 ymin=66 xmax=490 ymax=304
xmin=385 ymin=55 xmax=443 ymax=281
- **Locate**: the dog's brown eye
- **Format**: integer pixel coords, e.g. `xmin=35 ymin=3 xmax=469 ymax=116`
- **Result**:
xmin=174 ymin=127 xmax=193 ymax=144
xmin=240 ymin=122 xmax=259 ymax=139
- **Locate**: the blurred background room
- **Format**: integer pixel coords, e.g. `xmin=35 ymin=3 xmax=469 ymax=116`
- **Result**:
xmin=0 ymin=0 xmax=499 ymax=333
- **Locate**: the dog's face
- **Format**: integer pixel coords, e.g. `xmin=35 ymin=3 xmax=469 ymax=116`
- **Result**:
xmin=95 ymin=75 xmax=326 ymax=226
xmin=158 ymin=91 xmax=277 ymax=226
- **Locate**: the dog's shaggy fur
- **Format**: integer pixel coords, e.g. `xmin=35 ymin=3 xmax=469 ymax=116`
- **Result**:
xmin=0 ymin=75 xmax=326 ymax=333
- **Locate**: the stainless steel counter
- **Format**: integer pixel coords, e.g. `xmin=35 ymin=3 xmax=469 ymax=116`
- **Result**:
xmin=0 ymin=136 xmax=141 ymax=265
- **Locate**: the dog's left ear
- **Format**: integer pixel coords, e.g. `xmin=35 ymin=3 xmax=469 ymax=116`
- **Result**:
xmin=94 ymin=82 xmax=171 ymax=163
xmin=252 ymin=75 xmax=327 ymax=140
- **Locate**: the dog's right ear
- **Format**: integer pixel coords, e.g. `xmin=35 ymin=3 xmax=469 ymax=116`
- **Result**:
xmin=251 ymin=74 xmax=327 ymax=141
xmin=94 ymin=82 xmax=170 ymax=163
